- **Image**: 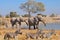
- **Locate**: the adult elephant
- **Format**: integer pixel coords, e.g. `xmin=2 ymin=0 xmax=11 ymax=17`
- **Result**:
xmin=36 ymin=16 xmax=46 ymax=26
xmin=24 ymin=17 xmax=46 ymax=29
xmin=10 ymin=17 xmax=24 ymax=29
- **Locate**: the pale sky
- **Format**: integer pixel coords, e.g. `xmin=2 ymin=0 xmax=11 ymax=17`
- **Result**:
xmin=0 ymin=0 xmax=60 ymax=16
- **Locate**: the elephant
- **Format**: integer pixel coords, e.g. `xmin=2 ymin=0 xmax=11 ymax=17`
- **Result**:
xmin=10 ymin=17 xmax=24 ymax=28
xmin=36 ymin=16 xmax=46 ymax=26
xmin=24 ymin=16 xmax=46 ymax=29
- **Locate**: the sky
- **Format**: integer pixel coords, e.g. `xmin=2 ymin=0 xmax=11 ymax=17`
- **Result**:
xmin=0 ymin=0 xmax=60 ymax=16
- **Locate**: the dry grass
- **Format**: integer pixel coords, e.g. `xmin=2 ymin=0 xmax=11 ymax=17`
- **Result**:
xmin=0 ymin=17 xmax=60 ymax=40
xmin=0 ymin=28 xmax=60 ymax=40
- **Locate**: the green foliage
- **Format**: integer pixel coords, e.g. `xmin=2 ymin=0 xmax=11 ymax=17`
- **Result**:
xmin=20 ymin=0 xmax=45 ymax=17
xmin=5 ymin=12 xmax=20 ymax=18
xmin=22 ymin=14 xmax=31 ymax=17
xmin=36 ymin=2 xmax=45 ymax=11
xmin=37 ymin=13 xmax=46 ymax=17
xmin=37 ymin=14 xmax=42 ymax=15
xmin=42 ymin=15 xmax=46 ymax=17
xmin=10 ymin=12 xmax=20 ymax=17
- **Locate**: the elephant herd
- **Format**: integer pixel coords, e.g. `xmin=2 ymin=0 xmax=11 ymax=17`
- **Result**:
xmin=3 ymin=16 xmax=57 ymax=40
xmin=10 ymin=16 xmax=46 ymax=29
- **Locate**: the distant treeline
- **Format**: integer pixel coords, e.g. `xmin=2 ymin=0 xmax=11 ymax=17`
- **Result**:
xmin=0 ymin=12 xmax=57 ymax=18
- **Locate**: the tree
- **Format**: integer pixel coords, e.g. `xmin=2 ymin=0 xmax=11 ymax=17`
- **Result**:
xmin=22 ymin=14 xmax=31 ymax=17
xmin=0 ymin=14 xmax=2 ymax=17
xmin=20 ymin=0 xmax=45 ymax=18
xmin=37 ymin=13 xmax=42 ymax=16
xmin=37 ymin=13 xmax=46 ymax=17
xmin=5 ymin=14 xmax=10 ymax=18
xmin=10 ymin=12 xmax=20 ymax=17
xmin=50 ymin=13 xmax=56 ymax=17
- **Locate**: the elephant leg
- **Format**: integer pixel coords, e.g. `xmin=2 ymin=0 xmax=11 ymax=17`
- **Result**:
xmin=36 ymin=25 xmax=38 ymax=29
xmin=29 ymin=26 xmax=30 ymax=30
xmin=19 ymin=25 xmax=21 ymax=29
xmin=36 ymin=24 xmax=39 ymax=29
xmin=29 ymin=25 xmax=31 ymax=30
xmin=34 ymin=25 xmax=35 ymax=29
xmin=19 ymin=22 xmax=21 ymax=29
xmin=12 ymin=23 xmax=14 ymax=29
xmin=35 ymin=21 xmax=39 ymax=29
xmin=34 ymin=26 xmax=35 ymax=29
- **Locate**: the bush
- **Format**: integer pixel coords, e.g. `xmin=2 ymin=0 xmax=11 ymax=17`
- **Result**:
xmin=10 ymin=12 xmax=20 ymax=17
xmin=0 ymin=14 xmax=2 ymax=17
xmin=50 ymin=13 xmax=56 ymax=17
xmin=37 ymin=13 xmax=46 ymax=17
xmin=5 ymin=15 xmax=10 ymax=18
xmin=22 ymin=14 xmax=31 ymax=17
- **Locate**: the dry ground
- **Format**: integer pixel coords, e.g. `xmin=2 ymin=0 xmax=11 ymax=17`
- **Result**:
xmin=0 ymin=28 xmax=60 ymax=40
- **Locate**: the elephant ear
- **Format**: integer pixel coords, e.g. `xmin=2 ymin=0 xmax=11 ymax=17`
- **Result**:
xmin=24 ymin=19 xmax=29 ymax=26
xmin=16 ymin=17 xmax=19 ymax=21
xmin=30 ymin=18 xmax=34 ymax=23
xmin=20 ymin=18 xmax=24 ymax=22
xmin=35 ymin=17 xmax=39 ymax=22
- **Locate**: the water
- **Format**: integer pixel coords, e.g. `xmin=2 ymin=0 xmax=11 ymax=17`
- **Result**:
xmin=21 ymin=22 xmax=60 ymax=30
xmin=39 ymin=22 xmax=60 ymax=30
